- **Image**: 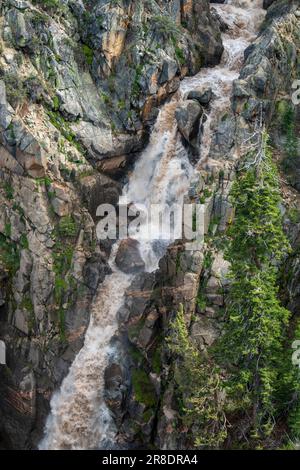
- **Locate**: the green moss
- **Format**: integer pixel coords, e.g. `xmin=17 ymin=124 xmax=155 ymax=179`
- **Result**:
xmin=203 ymin=251 xmax=213 ymax=270
xmin=174 ymin=45 xmax=185 ymax=66
xmin=2 ymin=72 xmax=26 ymax=108
xmin=51 ymin=215 xmax=78 ymax=341
xmin=52 ymin=95 xmax=60 ymax=110
xmin=288 ymin=208 xmax=300 ymax=224
xmin=132 ymin=369 xmax=156 ymax=407
xmin=47 ymin=109 xmax=86 ymax=155
xmin=0 ymin=234 xmax=20 ymax=279
xmin=82 ymin=44 xmax=94 ymax=65
xmin=3 ymin=182 xmax=14 ymax=200
xmin=153 ymin=14 xmax=182 ymax=40
xmin=32 ymin=0 xmax=60 ymax=11
xmin=152 ymin=346 xmax=162 ymax=374
xmin=131 ymin=65 xmax=143 ymax=99
xmin=19 ymin=233 xmax=29 ymax=249
xmin=129 ymin=345 xmax=144 ymax=364
xmin=143 ymin=409 xmax=154 ymax=423
xmin=58 ymin=308 xmax=66 ymax=342
xmin=196 ymin=291 xmax=207 ymax=312
xmin=176 ymin=251 xmax=181 ymax=274
xmin=128 ymin=318 xmax=145 ymax=342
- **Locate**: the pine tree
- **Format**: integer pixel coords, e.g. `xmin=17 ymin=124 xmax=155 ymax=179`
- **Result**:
xmin=216 ymin=133 xmax=291 ymax=438
xmin=167 ymin=304 xmax=227 ymax=448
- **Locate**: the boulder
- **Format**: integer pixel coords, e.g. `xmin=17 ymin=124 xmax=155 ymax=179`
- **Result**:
xmin=159 ymin=58 xmax=178 ymax=85
xmin=187 ymin=87 xmax=213 ymax=106
xmin=115 ymin=239 xmax=145 ymax=274
xmin=83 ymin=253 xmax=112 ymax=292
xmin=6 ymin=9 xmax=29 ymax=48
xmin=49 ymin=182 xmax=71 ymax=217
xmin=104 ymin=362 xmax=124 ymax=407
xmin=175 ymin=100 xmax=202 ymax=144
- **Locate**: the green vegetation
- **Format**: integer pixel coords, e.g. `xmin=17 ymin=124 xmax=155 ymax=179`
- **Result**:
xmin=52 ymin=215 xmax=79 ymax=341
xmin=152 ymin=345 xmax=162 ymax=374
xmin=52 ymin=95 xmax=60 ymax=111
xmin=82 ymin=44 xmax=94 ymax=66
xmin=132 ymin=369 xmax=156 ymax=408
xmin=168 ymin=132 xmax=299 ymax=448
xmin=47 ymin=109 xmax=86 ymax=155
xmin=3 ymin=182 xmax=14 ymax=200
xmin=288 ymin=207 xmax=300 ymax=224
xmin=153 ymin=15 xmax=182 ymax=41
xmin=32 ymin=0 xmax=61 ymax=11
xmin=2 ymin=72 xmax=26 ymax=108
xmin=58 ymin=215 xmax=78 ymax=238
xmin=287 ymin=322 xmax=300 ymax=440
xmin=278 ymin=101 xmax=299 ymax=179
xmin=20 ymin=296 xmax=36 ymax=333
xmin=216 ymin=133 xmax=291 ymax=441
xmin=131 ymin=64 xmax=143 ymax=99
xmin=167 ymin=304 xmax=227 ymax=448
xmin=0 ymin=233 xmax=20 ymax=279
xmin=275 ymin=320 xmax=300 ymax=444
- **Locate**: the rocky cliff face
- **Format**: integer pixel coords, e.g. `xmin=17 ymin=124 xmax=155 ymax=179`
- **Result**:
xmin=0 ymin=0 xmax=299 ymax=451
xmin=0 ymin=0 xmax=222 ymax=449
xmin=102 ymin=0 xmax=300 ymax=450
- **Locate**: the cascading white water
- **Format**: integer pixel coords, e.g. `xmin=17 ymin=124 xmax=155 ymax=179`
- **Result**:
xmin=40 ymin=0 xmax=265 ymax=450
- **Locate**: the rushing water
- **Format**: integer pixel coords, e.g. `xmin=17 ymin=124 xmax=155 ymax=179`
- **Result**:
xmin=40 ymin=0 xmax=265 ymax=450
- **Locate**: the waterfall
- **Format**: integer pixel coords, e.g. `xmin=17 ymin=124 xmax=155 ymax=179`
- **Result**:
xmin=40 ymin=0 xmax=265 ymax=450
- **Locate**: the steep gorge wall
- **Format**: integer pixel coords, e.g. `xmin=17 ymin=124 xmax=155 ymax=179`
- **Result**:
xmin=0 ymin=0 xmax=223 ymax=449
xmin=108 ymin=0 xmax=300 ymax=450
xmin=0 ymin=0 xmax=300 ymax=450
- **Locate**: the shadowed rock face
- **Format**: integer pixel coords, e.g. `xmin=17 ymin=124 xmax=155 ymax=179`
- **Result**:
xmin=0 ymin=0 xmax=299 ymax=451
xmin=0 ymin=1 xmax=221 ymax=448
xmin=0 ymin=0 xmax=223 ymax=178
xmin=175 ymin=99 xmax=203 ymax=145
xmin=115 ymin=239 xmax=145 ymax=274
xmin=263 ymin=0 xmax=275 ymax=8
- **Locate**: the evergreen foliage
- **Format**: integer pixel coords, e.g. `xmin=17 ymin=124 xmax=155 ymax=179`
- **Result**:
xmin=216 ymin=133 xmax=291 ymax=438
xmin=167 ymin=304 xmax=227 ymax=448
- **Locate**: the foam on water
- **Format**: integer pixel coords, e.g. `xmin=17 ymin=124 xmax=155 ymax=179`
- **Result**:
xmin=40 ymin=0 xmax=265 ymax=450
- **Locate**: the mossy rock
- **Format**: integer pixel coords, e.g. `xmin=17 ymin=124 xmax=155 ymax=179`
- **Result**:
xmin=132 ymin=369 xmax=156 ymax=408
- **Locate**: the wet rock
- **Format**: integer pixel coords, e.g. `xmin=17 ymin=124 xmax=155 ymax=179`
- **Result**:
xmin=187 ymin=87 xmax=213 ymax=106
xmin=104 ymin=363 xmax=126 ymax=419
xmin=159 ymin=59 xmax=178 ymax=85
xmin=83 ymin=253 xmax=112 ymax=292
xmin=175 ymin=100 xmax=202 ymax=145
xmin=79 ymin=173 xmax=121 ymax=217
xmin=209 ymin=113 xmax=235 ymax=159
xmin=115 ymin=239 xmax=145 ymax=274
xmin=155 ymin=383 xmax=178 ymax=450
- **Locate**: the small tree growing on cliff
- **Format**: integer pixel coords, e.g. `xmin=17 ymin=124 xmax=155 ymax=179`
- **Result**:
xmin=216 ymin=132 xmax=291 ymax=438
xmin=167 ymin=304 xmax=227 ymax=448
